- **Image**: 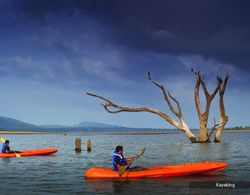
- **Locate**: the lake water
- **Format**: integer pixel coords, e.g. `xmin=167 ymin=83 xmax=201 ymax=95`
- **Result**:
xmin=0 ymin=132 xmax=249 ymax=195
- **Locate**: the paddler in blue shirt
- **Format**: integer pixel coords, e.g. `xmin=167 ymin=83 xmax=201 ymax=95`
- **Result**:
xmin=1 ymin=140 xmax=11 ymax=153
xmin=112 ymin=145 xmax=145 ymax=171
xmin=1 ymin=140 xmax=19 ymax=153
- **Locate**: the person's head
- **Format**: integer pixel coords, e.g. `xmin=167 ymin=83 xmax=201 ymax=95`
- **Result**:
xmin=115 ymin=145 xmax=123 ymax=154
xmin=5 ymin=140 xmax=9 ymax=145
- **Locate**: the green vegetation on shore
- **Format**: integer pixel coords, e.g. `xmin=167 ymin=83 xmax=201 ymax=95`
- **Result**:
xmin=225 ymin=126 xmax=250 ymax=130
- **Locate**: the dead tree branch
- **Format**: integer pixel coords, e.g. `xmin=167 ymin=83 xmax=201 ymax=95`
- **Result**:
xmin=148 ymin=72 xmax=182 ymax=117
xmin=215 ymin=73 xmax=229 ymax=142
xmin=207 ymin=118 xmax=219 ymax=142
xmin=86 ymin=79 xmax=197 ymax=143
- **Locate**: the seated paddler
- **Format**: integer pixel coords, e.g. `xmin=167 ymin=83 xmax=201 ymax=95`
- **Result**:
xmin=1 ymin=140 xmax=19 ymax=153
xmin=112 ymin=145 xmax=145 ymax=171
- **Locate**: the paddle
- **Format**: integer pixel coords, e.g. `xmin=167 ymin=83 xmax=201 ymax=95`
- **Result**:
xmin=119 ymin=148 xmax=145 ymax=177
xmin=0 ymin=137 xmax=5 ymax=143
xmin=0 ymin=137 xmax=21 ymax=158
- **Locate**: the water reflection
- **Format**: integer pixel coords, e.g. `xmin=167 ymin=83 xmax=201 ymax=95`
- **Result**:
xmin=1 ymin=157 xmax=11 ymax=164
xmin=85 ymin=174 xmax=229 ymax=194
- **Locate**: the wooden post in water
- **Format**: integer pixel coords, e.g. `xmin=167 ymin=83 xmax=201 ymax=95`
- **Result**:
xmin=75 ymin=137 xmax=81 ymax=152
xmin=87 ymin=139 xmax=92 ymax=152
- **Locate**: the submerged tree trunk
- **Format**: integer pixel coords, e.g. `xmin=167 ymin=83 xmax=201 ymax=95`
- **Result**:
xmin=200 ymin=120 xmax=208 ymax=142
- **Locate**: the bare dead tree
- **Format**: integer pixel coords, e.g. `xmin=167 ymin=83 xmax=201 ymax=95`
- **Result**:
xmin=86 ymin=71 xmax=229 ymax=143
xmin=192 ymin=70 xmax=223 ymax=142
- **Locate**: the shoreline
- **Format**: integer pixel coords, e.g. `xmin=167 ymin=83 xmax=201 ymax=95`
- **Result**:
xmin=0 ymin=131 xmax=64 ymax=134
xmin=224 ymin=129 xmax=250 ymax=133
xmin=0 ymin=129 xmax=250 ymax=135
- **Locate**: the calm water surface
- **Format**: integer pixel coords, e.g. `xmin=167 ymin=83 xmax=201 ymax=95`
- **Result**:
xmin=0 ymin=132 xmax=249 ymax=195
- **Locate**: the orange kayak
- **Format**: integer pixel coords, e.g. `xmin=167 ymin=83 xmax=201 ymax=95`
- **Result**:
xmin=85 ymin=162 xmax=227 ymax=179
xmin=0 ymin=148 xmax=58 ymax=158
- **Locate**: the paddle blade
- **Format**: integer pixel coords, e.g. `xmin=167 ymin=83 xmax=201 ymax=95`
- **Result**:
xmin=15 ymin=153 xmax=21 ymax=158
xmin=0 ymin=137 xmax=6 ymax=143
xmin=139 ymin=148 xmax=145 ymax=156
xmin=119 ymin=165 xmax=128 ymax=177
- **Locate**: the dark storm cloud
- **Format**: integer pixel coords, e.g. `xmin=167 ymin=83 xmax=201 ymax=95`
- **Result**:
xmin=1 ymin=0 xmax=250 ymax=128
xmin=12 ymin=0 xmax=250 ymax=71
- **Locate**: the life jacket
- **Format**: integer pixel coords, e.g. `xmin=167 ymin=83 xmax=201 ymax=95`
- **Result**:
xmin=1 ymin=143 xmax=8 ymax=153
xmin=112 ymin=151 xmax=127 ymax=171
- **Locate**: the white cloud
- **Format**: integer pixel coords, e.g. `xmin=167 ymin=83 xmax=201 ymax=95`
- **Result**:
xmin=80 ymin=49 xmax=134 ymax=85
xmin=0 ymin=56 xmax=75 ymax=80
xmin=176 ymin=54 xmax=250 ymax=89
xmin=177 ymin=54 xmax=236 ymax=74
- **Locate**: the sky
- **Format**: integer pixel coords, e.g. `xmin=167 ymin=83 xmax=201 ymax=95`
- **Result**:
xmin=0 ymin=0 xmax=249 ymax=128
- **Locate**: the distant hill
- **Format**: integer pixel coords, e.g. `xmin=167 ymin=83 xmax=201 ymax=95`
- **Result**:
xmin=74 ymin=122 xmax=124 ymax=128
xmin=38 ymin=125 xmax=69 ymax=129
xmin=0 ymin=116 xmax=176 ymax=132
xmin=0 ymin=116 xmax=37 ymax=131
xmin=0 ymin=116 xmax=126 ymax=132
